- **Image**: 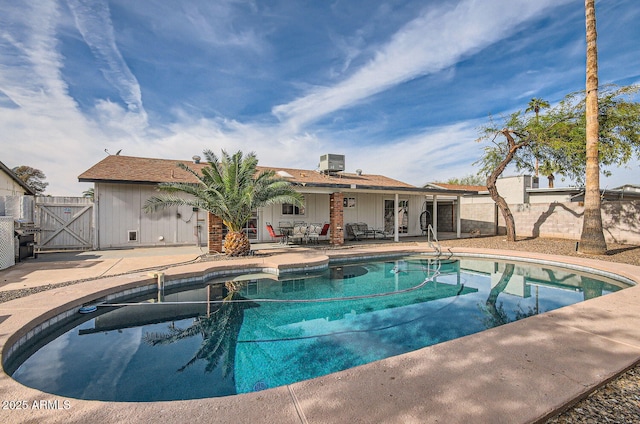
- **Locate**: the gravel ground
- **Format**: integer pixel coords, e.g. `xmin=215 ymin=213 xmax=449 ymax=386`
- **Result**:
xmin=439 ymin=236 xmax=640 ymax=424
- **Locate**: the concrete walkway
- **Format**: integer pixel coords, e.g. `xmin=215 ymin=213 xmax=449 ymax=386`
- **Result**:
xmin=1 ymin=244 xmax=640 ymax=424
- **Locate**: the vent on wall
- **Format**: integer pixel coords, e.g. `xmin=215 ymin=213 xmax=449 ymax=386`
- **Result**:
xmin=128 ymin=230 xmax=138 ymax=242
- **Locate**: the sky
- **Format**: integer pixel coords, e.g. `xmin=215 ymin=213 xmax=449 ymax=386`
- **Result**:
xmin=1 ymin=0 xmax=639 ymax=196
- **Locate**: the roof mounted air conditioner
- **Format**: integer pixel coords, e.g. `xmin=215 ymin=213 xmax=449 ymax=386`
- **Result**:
xmin=318 ymin=154 xmax=345 ymax=174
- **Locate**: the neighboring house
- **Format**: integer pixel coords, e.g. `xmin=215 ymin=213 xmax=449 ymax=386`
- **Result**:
xmin=0 ymin=160 xmax=35 ymax=197
xmin=430 ymin=175 xmax=640 ymax=244
xmin=78 ymin=154 xmax=477 ymax=250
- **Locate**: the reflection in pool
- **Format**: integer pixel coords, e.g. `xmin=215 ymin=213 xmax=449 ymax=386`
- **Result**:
xmin=8 ymin=256 xmax=630 ymax=401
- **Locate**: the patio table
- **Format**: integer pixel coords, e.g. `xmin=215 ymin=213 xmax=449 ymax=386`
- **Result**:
xmin=278 ymin=226 xmax=293 ymax=243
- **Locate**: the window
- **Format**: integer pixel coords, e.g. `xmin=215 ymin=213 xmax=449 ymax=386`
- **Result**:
xmin=282 ymin=197 xmax=305 ymax=215
xmin=127 ymin=230 xmax=138 ymax=242
xmin=343 ymin=197 xmax=356 ymax=208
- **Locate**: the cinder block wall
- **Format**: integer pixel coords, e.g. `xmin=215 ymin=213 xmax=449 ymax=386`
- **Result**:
xmin=494 ymin=200 xmax=640 ymax=244
xmin=460 ymin=203 xmax=496 ymax=235
xmin=437 ymin=204 xmax=454 ymax=232
xmin=458 ymin=199 xmax=640 ymax=244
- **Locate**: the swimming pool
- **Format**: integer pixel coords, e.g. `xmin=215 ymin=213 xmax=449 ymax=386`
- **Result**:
xmin=7 ymin=255 xmax=631 ymax=401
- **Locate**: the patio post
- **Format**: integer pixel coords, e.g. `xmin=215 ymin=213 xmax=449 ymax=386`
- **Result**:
xmin=207 ymin=212 xmax=224 ymax=254
xmin=433 ymin=194 xmax=438 ymax=239
xmin=456 ymin=195 xmax=461 ymax=238
xmin=394 ymin=193 xmax=399 ymax=242
xmin=329 ymin=192 xmax=344 ymax=245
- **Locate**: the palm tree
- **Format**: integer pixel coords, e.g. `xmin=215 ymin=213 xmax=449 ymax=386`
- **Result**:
xmin=525 ymin=98 xmax=550 ymax=119
xmin=82 ymin=187 xmax=94 ymax=201
xmin=578 ymin=0 xmax=607 ymax=254
xmin=526 ymin=98 xmax=550 ymax=178
xmin=143 ymin=149 xmax=303 ymax=256
xmin=538 ymin=160 xmax=560 ymax=188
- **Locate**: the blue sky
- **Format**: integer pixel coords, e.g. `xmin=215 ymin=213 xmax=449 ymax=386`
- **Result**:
xmin=1 ymin=0 xmax=639 ymax=196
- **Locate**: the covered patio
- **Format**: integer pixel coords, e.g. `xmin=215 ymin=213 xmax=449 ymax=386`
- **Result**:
xmin=210 ymin=186 xmax=478 ymax=253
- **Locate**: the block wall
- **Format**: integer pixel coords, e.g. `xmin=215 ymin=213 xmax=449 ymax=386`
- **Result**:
xmin=493 ymin=200 xmax=640 ymax=244
xmin=459 ymin=203 xmax=496 ymax=235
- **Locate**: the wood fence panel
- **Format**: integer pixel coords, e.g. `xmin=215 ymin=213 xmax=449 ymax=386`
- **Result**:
xmin=35 ymin=197 xmax=94 ymax=251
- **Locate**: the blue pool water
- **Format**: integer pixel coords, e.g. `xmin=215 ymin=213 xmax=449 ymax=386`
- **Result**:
xmin=8 ymin=256 xmax=630 ymax=401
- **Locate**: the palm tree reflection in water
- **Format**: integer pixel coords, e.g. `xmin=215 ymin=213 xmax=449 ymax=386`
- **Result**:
xmin=143 ymin=281 xmax=258 ymax=377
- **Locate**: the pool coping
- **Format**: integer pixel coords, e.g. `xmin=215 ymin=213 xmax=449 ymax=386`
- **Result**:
xmin=1 ymin=244 xmax=640 ymax=423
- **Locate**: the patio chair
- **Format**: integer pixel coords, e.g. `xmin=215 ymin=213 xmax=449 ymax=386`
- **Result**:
xmin=307 ymin=223 xmax=324 ymax=244
xmin=345 ymin=223 xmax=365 ymax=241
xmin=318 ymin=223 xmax=330 ymax=241
xmin=290 ymin=223 xmax=308 ymax=244
xmin=266 ymin=222 xmax=287 ymax=244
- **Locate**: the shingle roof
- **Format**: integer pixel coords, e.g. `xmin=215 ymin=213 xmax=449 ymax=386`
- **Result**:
xmin=425 ymin=182 xmax=487 ymax=192
xmin=78 ymin=155 xmax=417 ymax=190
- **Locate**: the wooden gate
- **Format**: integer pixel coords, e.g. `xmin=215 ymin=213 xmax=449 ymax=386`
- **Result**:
xmin=35 ymin=197 xmax=94 ymax=251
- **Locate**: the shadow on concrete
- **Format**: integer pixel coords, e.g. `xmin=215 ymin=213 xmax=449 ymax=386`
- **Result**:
xmin=30 ymin=252 xmax=103 ymax=263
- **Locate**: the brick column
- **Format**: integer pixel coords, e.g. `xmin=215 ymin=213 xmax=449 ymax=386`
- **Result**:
xmin=329 ymin=192 xmax=344 ymax=246
xmin=207 ymin=212 xmax=224 ymax=254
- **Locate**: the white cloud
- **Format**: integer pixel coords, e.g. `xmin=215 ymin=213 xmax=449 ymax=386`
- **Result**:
xmin=0 ymin=1 xmax=70 ymax=110
xmin=66 ymin=0 xmax=147 ymax=122
xmin=272 ymin=0 xmax=573 ymax=130
xmin=0 ymin=1 xmax=109 ymax=194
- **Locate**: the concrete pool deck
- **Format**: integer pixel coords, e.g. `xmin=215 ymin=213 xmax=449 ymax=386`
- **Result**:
xmin=1 ymin=243 xmax=640 ymax=424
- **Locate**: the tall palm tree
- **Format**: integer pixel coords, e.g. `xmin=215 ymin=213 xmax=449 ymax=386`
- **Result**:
xmin=578 ymin=0 xmax=607 ymax=254
xmin=526 ymin=98 xmax=550 ymax=178
xmin=143 ymin=149 xmax=303 ymax=256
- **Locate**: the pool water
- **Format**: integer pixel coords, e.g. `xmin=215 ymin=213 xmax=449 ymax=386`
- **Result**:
xmin=9 ymin=256 xmax=629 ymax=401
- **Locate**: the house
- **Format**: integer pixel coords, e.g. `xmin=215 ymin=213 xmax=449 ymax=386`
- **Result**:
xmin=430 ymin=175 xmax=640 ymax=244
xmin=78 ymin=154 xmax=477 ymax=251
xmin=0 ymin=160 xmax=35 ymax=197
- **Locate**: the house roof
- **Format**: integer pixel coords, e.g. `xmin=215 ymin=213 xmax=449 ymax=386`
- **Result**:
xmin=424 ymin=182 xmax=487 ymax=192
xmin=78 ymin=155 xmax=417 ymax=189
xmin=0 ymin=160 xmax=35 ymax=195
xmin=79 ymin=155 xmax=479 ymax=196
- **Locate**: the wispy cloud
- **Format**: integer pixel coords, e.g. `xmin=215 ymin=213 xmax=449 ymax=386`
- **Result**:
xmin=273 ymin=0 xmax=572 ymax=130
xmin=66 ymin=0 xmax=147 ymax=124
xmin=0 ymin=1 xmax=114 ymax=193
xmin=0 ymin=1 xmax=70 ymax=110
xmin=115 ymin=0 xmax=266 ymax=50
